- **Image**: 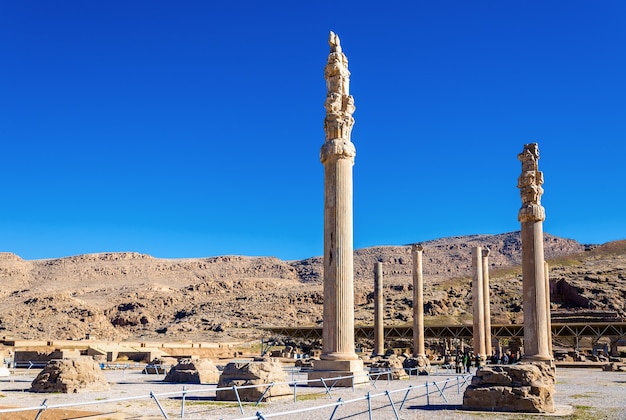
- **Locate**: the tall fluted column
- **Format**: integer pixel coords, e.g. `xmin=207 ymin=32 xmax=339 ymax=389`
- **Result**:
xmin=374 ymin=262 xmax=384 ymax=356
xmin=482 ymin=248 xmax=492 ymax=358
xmin=472 ymin=247 xmax=486 ymax=359
xmin=412 ymin=244 xmax=425 ymax=357
xmin=310 ymin=32 xmax=365 ymax=386
xmin=544 ymin=261 xmax=553 ymax=357
xmin=518 ymin=143 xmax=552 ymax=362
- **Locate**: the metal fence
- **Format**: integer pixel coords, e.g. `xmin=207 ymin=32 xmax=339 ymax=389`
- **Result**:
xmin=0 ymin=368 xmax=471 ymax=419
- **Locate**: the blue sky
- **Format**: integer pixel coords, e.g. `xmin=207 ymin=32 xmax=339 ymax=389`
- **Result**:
xmin=1 ymin=1 xmax=625 ymax=261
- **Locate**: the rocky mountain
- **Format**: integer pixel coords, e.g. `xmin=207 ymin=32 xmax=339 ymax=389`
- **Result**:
xmin=0 ymin=232 xmax=623 ymax=343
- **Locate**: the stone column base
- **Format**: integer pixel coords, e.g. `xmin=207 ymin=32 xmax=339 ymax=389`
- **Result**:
xmin=308 ymin=359 xmax=368 ymax=387
xmin=462 ymin=362 xmax=555 ymax=413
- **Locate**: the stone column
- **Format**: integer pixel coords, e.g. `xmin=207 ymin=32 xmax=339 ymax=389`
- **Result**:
xmin=310 ymin=32 xmax=365 ymax=385
xmin=544 ymin=262 xmax=553 ymax=357
xmin=412 ymin=244 xmax=425 ymax=358
xmin=373 ymin=262 xmax=384 ymax=356
xmin=517 ymin=143 xmax=552 ymax=362
xmin=482 ymin=248 xmax=493 ymax=358
xmin=472 ymin=247 xmax=486 ymax=360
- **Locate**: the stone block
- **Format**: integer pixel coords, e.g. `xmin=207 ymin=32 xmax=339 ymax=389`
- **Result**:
xmin=462 ymin=362 xmax=555 ymax=413
xmin=308 ymin=359 xmax=367 ymax=387
xmin=370 ymin=355 xmax=408 ymax=380
xmin=164 ymin=358 xmax=220 ymax=384
xmin=216 ymin=360 xmax=290 ymax=402
xmin=30 ymin=357 xmax=109 ymax=393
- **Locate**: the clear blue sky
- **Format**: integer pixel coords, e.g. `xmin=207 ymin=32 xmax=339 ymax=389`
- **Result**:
xmin=1 ymin=1 xmax=625 ymax=261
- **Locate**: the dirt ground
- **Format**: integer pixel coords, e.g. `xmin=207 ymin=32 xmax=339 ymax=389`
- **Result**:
xmin=1 ymin=366 xmax=625 ymax=419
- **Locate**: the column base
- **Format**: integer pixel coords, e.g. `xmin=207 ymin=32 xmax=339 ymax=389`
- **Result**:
xmin=522 ymin=354 xmax=554 ymax=364
xmin=308 ymin=359 xmax=368 ymax=387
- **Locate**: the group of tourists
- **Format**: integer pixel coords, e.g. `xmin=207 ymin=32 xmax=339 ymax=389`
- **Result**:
xmin=491 ymin=351 xmax=521 ymax=365
xmin=453 ymin=350 xmax=521 ymax=373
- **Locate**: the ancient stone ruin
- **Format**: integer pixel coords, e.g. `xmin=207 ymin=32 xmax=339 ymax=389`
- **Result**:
xmin=216 ymin=360 xmax=291 ymax=402
xmin=463 ymin=363 xmax=555 ymax=412
xmin=370 ymin=354 xmax=408 ymax=380
xmin=412 ymin=244 xmax=427 ymax=366
xmin=403 ymin=355 xmax=431 ymax=375
xmin=373 ymin=261 xmax=384 ymax=356
xmin=463 ymin=143 xmax=556 ymax=413
xmin=308 ymin=31 xmax=366 ymax=386
xmin=30 ymin=356 xmax=109 ymax=393
xmin=163 ymin=358 xmax=220 ymax=384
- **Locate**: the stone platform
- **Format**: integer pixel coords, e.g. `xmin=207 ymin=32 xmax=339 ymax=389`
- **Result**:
xmin=308 ymin=359 xmax=368 ymax=387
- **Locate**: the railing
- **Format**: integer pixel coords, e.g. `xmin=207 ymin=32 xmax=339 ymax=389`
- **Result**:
xmin=11 ymin=361 xmax=48 ymax=370
xmin=265 ymin=322 xmax=626 ymax=341
xmin=0 ymin=369 xmax=471 ymax=419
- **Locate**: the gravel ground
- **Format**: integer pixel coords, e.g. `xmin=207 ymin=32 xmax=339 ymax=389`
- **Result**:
xmin=1 ymin=366 xmax=625 ymax=419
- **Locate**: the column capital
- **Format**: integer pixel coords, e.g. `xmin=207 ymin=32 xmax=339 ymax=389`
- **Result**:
xmin=411 ymin=243 xmax=424 ymax=253
xmin=517 ymin=143 xmax=546 ymax=223
xmin=324 ymin=31 xmax=356 ymax=149
xmin=482 ymin=248 xmax=491 ymax=258
xmin=518 ymin=204 xmax=546 ymax=223
xmin=320 ymin=139 xmax=356 ymax=164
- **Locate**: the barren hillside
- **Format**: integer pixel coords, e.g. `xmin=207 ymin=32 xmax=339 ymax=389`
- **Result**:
xmin=0 ymin=232 xmax=623 ymax=343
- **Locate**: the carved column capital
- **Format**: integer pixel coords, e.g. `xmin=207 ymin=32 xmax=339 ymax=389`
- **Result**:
xmin=518 ymin=143 xmax=546 ymax=223
xmin=323 ymin=31 xmax=356 ymax=148
xmin=518 ymin=205 xmax=546 ymax=223
xmin=320 ymin=139 xmax=356 ymax=164
xmin=411 ymin=243 xmax=424 ymax=253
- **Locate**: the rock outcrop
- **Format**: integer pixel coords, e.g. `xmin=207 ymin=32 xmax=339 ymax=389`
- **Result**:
xmin=30 ymin=357 xmax=109 ymax=393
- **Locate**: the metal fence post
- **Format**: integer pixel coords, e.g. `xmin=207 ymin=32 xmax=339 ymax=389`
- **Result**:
xmin=33 ymin=399 xmax=47 ymax=420
xmin=433 ymin=380 xmax=449 ymax=403
xmin=399 ymin=384 xmax=413 ymax=411
xmin=320 ymin=377 xmax=332 ymax=399
xmin=149 ymin=391 xmax=169 ymax=419
xmin=385 ymin=389 xmax=400 ymax=420
xmin=329 ymin=397 xmax=343 ymax=420
xmin=256 ymin=382 xmax=275 ymax=406
xmin=233 ymin=385 xmax=245 ymax=415
xmin=180 ymin=385 xmax=187 ymax=418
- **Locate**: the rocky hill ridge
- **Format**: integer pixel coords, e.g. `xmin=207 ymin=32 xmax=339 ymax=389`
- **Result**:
xmin=0 ymin=231 xmax=621 ymax=343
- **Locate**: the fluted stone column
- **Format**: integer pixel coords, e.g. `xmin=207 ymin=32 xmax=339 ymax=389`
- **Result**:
xmin=472 ymin=247 xmax=486 ymax=360
xmin=310 ymin=32 xmax=365 ymax=385
xmin=544 ymin=261 xmax=553 ymax=357
xmin=518 ymin=143 xmax=552 ymax=362
xmin=374 ymin=262 xmax=384 ymax=356
xmin=482 ymin=248 xmax=493 ymax=358
xmin=412 ymin=244 xmax=425 ymax=358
